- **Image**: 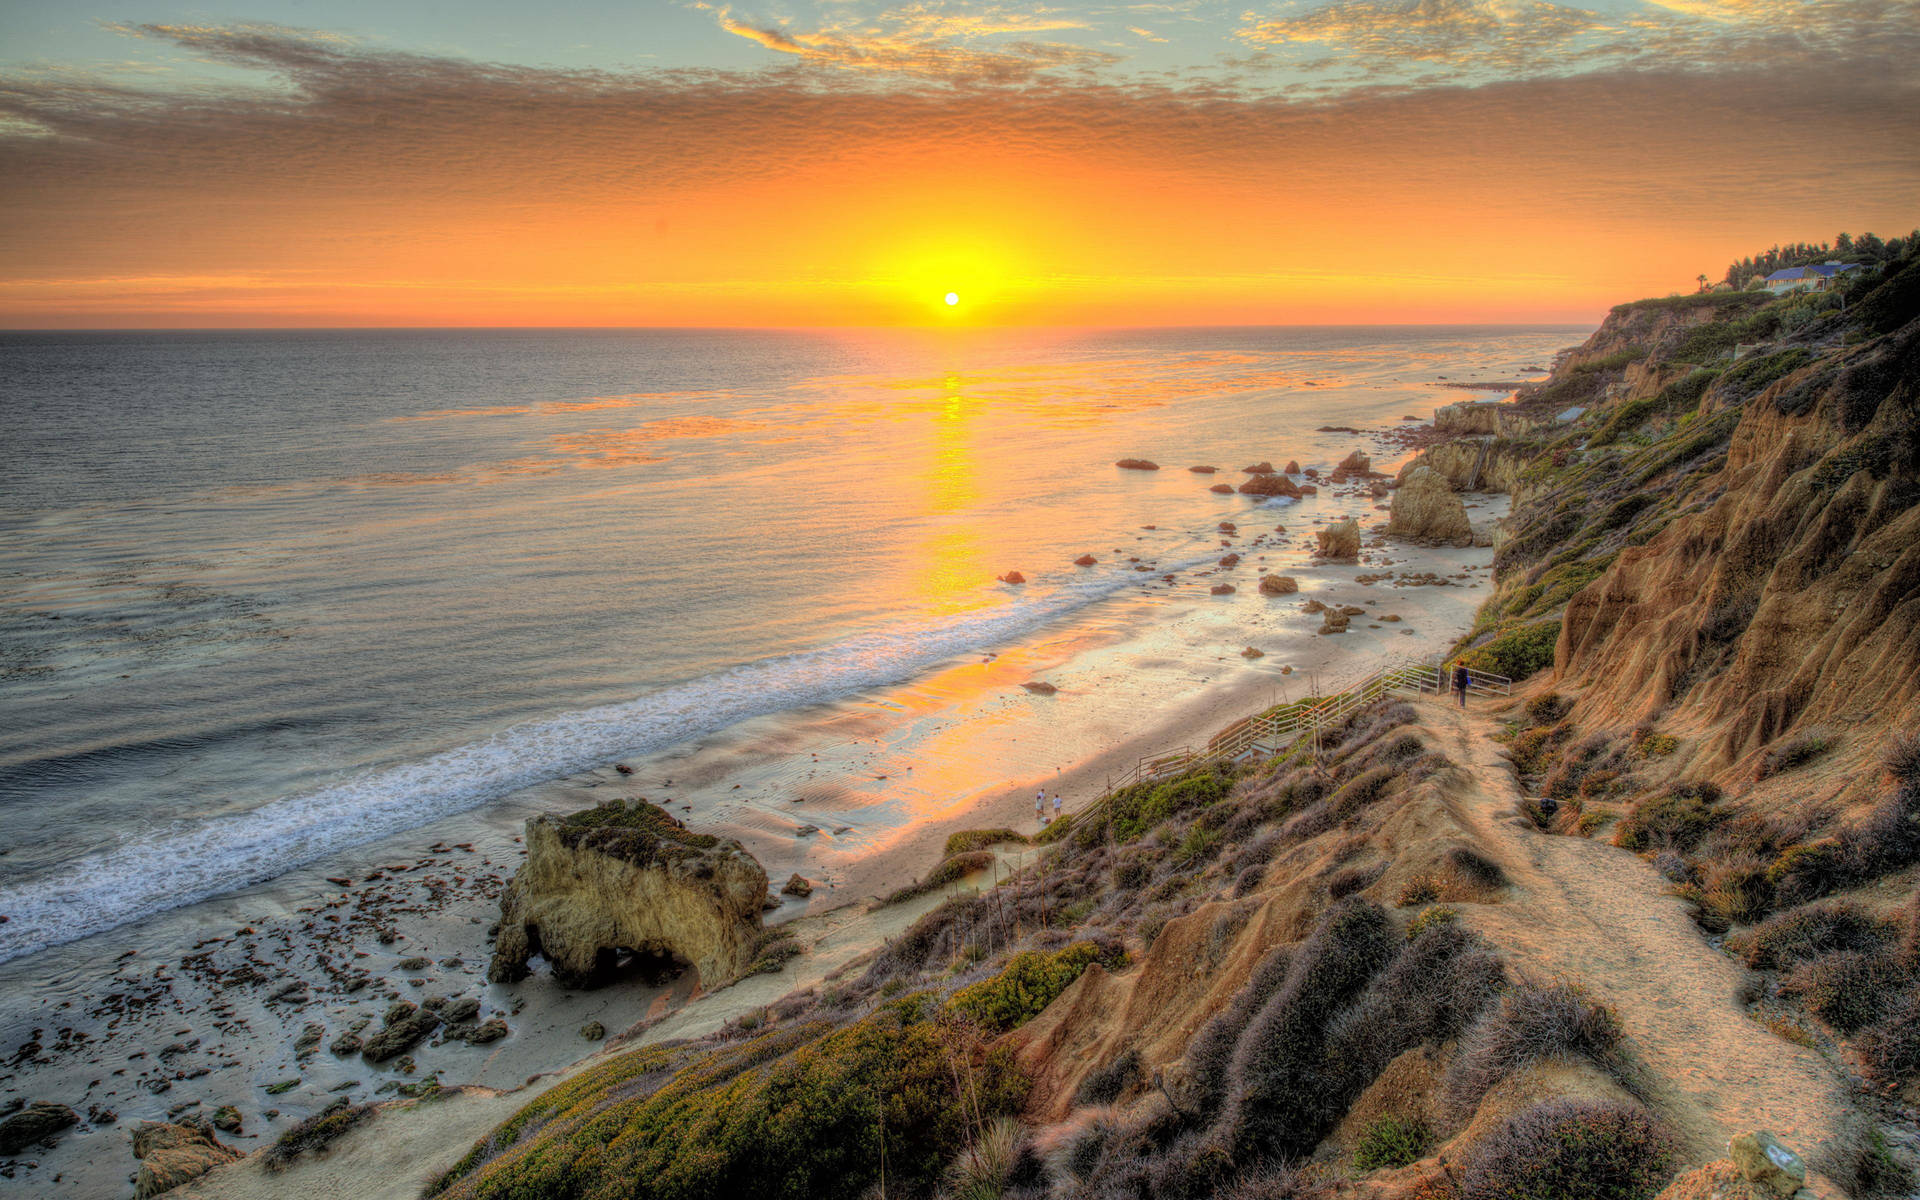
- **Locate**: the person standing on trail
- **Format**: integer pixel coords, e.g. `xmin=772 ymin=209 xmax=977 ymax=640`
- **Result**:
xmin=1452 ymin=663 xmax=1471 ymax=707
xmin=1052 ymin=792 xmax=1063 ymax=822
xmin=1036 ymin=789 xmax=1047 ymax=826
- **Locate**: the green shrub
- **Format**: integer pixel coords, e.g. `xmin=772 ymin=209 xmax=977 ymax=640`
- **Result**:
xmin=553 ymin=798 xmax=719 ymax=865
xmin=1613 ymin=783 xmax=1724 ymax=852
xmin=1458 ymin=620 xmax=1562 ymax=680
xmin=1458 ymin=1099 xmax=1679 ymax=1200
xmin=433 ymin=1000 xmax=1027 ymax=1200
xmin=943 ymin=828 xmax=1027 ymax=857
xmin=1719 ymin=347 xmax=1813 ymax=399
xmin=1735 ymin=900 xmax=1895 ymax=969
xmin=1764 ymin=841 xmax=1846 ymax=908
xmin=947 ymin=940 xmax=1127 ymax=1034
xmin=1406 ymin=905 xmax=1458 ymax=941
xmin=1354 ymin=1114 xmax=1433 ymax=1171
xmin=884 ymin=850 xmax=997 ymax=905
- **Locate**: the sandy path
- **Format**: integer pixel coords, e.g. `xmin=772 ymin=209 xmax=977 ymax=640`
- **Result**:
xmin=1423 ymin=700 xmax=1852 ymax=1169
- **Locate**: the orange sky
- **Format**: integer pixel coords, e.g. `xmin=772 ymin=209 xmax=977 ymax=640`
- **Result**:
xmin=1 ymin=15 xmax=1917 ymax=327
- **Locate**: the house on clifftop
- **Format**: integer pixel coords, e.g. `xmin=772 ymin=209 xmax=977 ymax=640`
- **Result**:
xmin=1761 ymin=261 xmax=1861 ymax=294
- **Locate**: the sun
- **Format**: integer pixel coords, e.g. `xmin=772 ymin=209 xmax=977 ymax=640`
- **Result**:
xmin=944 ymin=291 xmax=960 ymax=307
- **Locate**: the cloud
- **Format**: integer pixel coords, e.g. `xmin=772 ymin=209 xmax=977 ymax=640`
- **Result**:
xmin=0 ymin=22 xmax=1915 ymax=324
xmin=706 ymin=2 xmax=1117 ymax=82
xmin=1236 ymin=0 xmax=1920 ymax=81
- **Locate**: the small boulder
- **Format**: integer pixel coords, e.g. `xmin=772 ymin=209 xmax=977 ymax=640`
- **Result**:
xmin=781 ymin=873 xmax=814 ymax=898
xmin=209 ymin=1105 xmax=242 ymax=1134
xmin=1209 ymin=483 xmax=1234 ymax=494
xmin=442 ymin=996 xmax=482 ymax=1024
xmin=0 ymin=1101 xmax=78 ymax=1154
xmin=1336 ymin=449 xmax=1371 ymax=474
xmin=1258 ymin=575 xmax=1299 ymax=595
xmin=1283 ymin=460 xmax=1301 ymax=474
xmin=1210 ymin=584 xmax=1236 ymax=595
xmin=1022 ymin=681 xmax=1058 ymax=695
xmin=466 ymin=1019 xmax=510 ymax=1044
xmin=1238 ymin=473 xmax=1302 ymax=498
xmin=1188 ymin=465 xmax=1218 ymax=474
xmin=1240 ymin=647 xmax=1264 ymax=658
xmin=1314 ymin=519 xmax=1361 ymax=560
xmin=1115 ymin=458 xmax=1159 ymax=471
xmin=1241 ymin=462 xmax=1275 ymax=474
xmin=1218 ymin=553 xmax=1240 ymax=567
xmin=363 ymin=1005 xmax=440 ymax=1063
xmin=580 ymin=1021 xmax=606 ymax=1041
xmin=132 ymin=1121 xmax=241 ymax=1199
xmin=1728 ymin=1131 xmax=1806 ymax=1196
xmin=1073 ymin=554 xmax=1097 ymax=566
xmin=998 ymin=570 xmax=1026 ymax=585
xmin=1302 ymin=598 xmax=1327 ymax=614
xmin=1218 ymin=521 xmax=1236 ymax=532
xmin=1319 ymin=611 xmax=1351 ymax=635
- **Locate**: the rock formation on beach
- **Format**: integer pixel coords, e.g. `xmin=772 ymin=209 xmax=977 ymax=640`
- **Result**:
xmin=1258 ymin=574 xmax=1298 ymax=595
xmin=1314 ymin=517 xmax=1361 ymax=559
xmin=1386 ymin=464 xmax=1474 ymax=546
xmin=488 ymin=799 xmax=768 ymax=990
xmin=131 ymin=1120 xmax=241 ymax=1198
xmin=1238 ymin=472 xmax=1302 ymax=498
xmin=1114 ymin=458 xmax=1159 ymax=470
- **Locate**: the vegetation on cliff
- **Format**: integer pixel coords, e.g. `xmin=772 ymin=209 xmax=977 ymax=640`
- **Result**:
xmin=424 ymin=237 xmax=1920 ymax=1200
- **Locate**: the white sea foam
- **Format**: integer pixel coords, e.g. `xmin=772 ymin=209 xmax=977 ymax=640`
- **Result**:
xmin=0 ymin=562 xmax=1207 ymax=964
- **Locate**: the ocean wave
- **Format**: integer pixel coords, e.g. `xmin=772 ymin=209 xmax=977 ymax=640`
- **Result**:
xmin=0 ymin=559 xmax=1209 ymax=964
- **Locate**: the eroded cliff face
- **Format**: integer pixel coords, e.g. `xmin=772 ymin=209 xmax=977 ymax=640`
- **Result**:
xmin=1558 ymin=322 xmax=1920 ymax=777
xmin=488 ymin=800 xmax=769 ymax=990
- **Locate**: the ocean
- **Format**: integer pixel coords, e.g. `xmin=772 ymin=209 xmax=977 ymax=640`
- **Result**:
xmin=0 ymin=325 xmax=1578 ymax=967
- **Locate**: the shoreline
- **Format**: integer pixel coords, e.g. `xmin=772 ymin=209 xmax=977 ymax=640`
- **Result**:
xmin=0 ymin=435 xmax=1506 ymax=1198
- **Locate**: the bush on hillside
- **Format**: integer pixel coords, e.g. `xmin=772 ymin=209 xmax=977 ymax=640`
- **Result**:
xmin=1457 ymin=1099 xmax=1680 ymax=1200
xmin=1354 ymin=1114 xmax=1433 ymax=1171
xmin=1734 ymin=900 xmax=1895 ymax=970
xmin=944 ymin=828 xmax=1028 ymax=857
xmin=1780 ymin=950 xmax=1906 ymax=1033
xmin=1613 ymin=782 xmax=1724 ymax=852
xmin=432 ymin=999 xmax=1028 ymax=1200
xmin=1758 ymin=729 xmax=1836 ymax=779
xmin=949 ymin=940 xmax=1127 ymax=1034
xmin=1458 ymin=620 xmax=1561 ymax=680
xmin=264 ymin=1101 xmax=377 ymax=1171
xmin=1443 ymin=978 xmax=1633 ymax=1115
xmin=1224 ymin=900 xmax=1398 ymax=1161
xmin=1856 ymin=987 xmax=1920 ymax=1086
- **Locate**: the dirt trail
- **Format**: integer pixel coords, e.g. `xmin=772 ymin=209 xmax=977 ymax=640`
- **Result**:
xmin=1422 ymin=699 xmax=1851 ymax=1170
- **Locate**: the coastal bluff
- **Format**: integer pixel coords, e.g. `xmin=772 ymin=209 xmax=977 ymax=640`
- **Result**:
xmin=487 ymin=799 xmax=768 ymax=990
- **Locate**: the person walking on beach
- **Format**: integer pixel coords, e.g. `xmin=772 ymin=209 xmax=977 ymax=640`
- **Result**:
xmin=1036 ymin=789 xmax=1047 ymax=826
xmin=1452 ymin=663 xmax=1471 ymax=708
xmin=1052 ymin=792 xmax=1063 ymax=822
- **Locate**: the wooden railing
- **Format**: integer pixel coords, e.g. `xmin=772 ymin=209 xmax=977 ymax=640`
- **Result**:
xmin=1103 ymin=656 xmax=1511 ymax=792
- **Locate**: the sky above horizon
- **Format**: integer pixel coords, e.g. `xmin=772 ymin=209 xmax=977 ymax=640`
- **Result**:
xmin=1 ymin=0 xmax=1916 ymax=327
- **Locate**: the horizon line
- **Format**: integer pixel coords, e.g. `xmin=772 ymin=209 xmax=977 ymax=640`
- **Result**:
xmin=0 ymin=319 xmax=1601 ymax=334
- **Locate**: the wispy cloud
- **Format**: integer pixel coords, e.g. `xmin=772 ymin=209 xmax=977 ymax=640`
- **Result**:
xmin=704 ymin=2 xmax=1117 ymax=82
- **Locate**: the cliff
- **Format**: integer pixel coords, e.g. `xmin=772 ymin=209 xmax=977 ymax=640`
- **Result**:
xmin=487 ymin=799 xmax=769 ymax=989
